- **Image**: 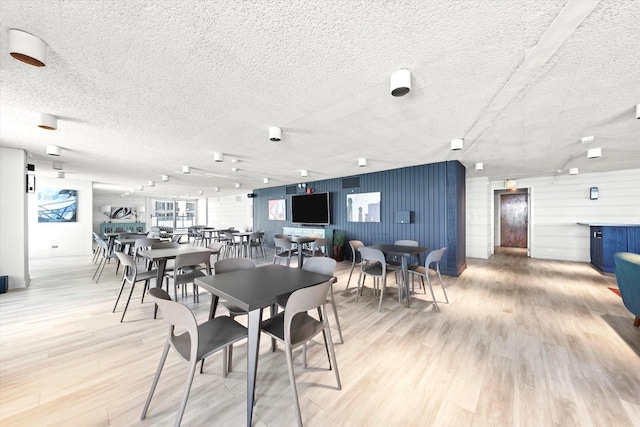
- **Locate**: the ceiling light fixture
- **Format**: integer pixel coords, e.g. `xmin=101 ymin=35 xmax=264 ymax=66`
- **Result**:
xmin=46 ymin=145 xmax=61 ymax=156
xmin=232 ymin=167 xmax=239 ymax=172
xmin=161 ymin=175 xmax=169 ymax=181
xmin=636 ymin=103 xmax=640 ymax=119
xmin=269 ymin=127 xmax=282 ymax=141
xmin=214 ymin=187 xmax=220 ymax=192
xmin=38 ymin=113 xmax=57 ymax=130
xmin=569 ymin=168 xmax=579 ymax=175
xmin=182 ymin=166 xmax=191 ymax=174
xmin=235 ymin=183 xmax=241 ymax=188
xmin=198 ymin=190 xmax=203 ymax=195
xmin=581 ymin=136 xmax=594 ymax=144
xmin=301 ymin=170 xmax=308 ymax=177
xmin=475 ymin=162 xmax=484 ymax=170
xmin=358 ymin=158 xmax=367 ymax=167
xmin=124 ymin=192 xmax=130 ymax=196
xmin=390 ymin=68 xmax=411 ymax=97
xmin=8 ymin=29 xmax=48 ymax=67
xmin=56 ymin=171 xmax=65 ymax=178
xmin=52 ymin=161 xmax=63 ymax=170
xmin=137 ymin=185 xmax=143 ymax=191
xmin=263 ymin=178 xmax=269 ymax=184
xmin=213 ymin=152 xmax=224 ymax=162
xmin=450 ymin=138 xmax=464 ymax=151
xmin=587 ymin=148 xmax=602 ymax=159
xmin=148 ymin=181 xmax=155 ymax=186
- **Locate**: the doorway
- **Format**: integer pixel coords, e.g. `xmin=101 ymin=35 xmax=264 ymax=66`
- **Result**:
xmin=494 ymin=189 xmax=530 ymax=256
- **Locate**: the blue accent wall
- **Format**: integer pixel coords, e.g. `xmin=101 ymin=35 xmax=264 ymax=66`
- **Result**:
xmin=254 ymin=160 xmax=466 ymax=276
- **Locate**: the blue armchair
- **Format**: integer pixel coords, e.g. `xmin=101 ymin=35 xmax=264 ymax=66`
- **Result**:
xmin=614 ymin=252 xmax=640 ymax=328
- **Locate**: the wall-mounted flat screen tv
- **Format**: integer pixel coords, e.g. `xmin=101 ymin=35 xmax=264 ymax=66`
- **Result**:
xmin=291 ymin=192 xmax=331 ymax=225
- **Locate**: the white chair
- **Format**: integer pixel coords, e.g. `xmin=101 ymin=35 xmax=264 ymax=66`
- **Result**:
xmin=260 ymin=279 xmax=341 ymax=426
xmin=170 ymin=251 xmax=211 ymax=302
xmin=273 ymin=237 xmax=296 ymax=267
xmin=303 ymin=237 xmax=329 ymax=258
xmin=141 ymin=288 xmax=247 ymax=426
xmin=408 ymin=247 xmax=449 ymax=312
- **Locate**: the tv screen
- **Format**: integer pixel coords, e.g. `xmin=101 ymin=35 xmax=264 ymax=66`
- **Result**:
xmin=291 ymin=192 xmax=331 ymax=225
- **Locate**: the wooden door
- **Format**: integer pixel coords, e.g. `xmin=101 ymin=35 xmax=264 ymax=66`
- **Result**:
xmin=500 ymin=193 xmax=528 ymax=248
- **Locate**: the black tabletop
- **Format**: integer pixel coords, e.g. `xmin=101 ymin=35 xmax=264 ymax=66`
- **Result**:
xmin=195 ymin=264 xmax=331 ymax=312
xmin=368 ymin=243 xmax=428 ymax=257
xmin=139 ymin=246 xmax=211 ymax=260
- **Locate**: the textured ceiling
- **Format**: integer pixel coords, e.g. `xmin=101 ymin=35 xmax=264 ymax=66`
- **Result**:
xmin=0 ymin=0 xmax=638 ymax=198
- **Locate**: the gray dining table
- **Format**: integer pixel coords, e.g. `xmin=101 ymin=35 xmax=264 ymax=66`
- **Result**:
xmin=368 ymin=243 xmax=428 ymax=307
xmin=195 ymin=264 xmax=331 ymax=427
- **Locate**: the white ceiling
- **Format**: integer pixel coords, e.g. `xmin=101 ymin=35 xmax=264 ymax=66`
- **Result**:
xmin=1 ymin=0 xmax=639 ymax=198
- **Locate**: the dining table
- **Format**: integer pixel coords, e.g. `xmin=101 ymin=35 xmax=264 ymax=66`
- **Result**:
xmin=194 ymin=264 xmax=332 ymax=427
xmin=138 ymin=245 xmax=212 ymax=288
xmin=289 ymin=235 xmax=316 ymax=268
xmin=368 ymin=243 xmax=428 ymax=307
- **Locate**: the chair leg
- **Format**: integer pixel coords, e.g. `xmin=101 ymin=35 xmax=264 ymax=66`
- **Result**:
xmin=378 ymin=276 xmax=387 ymax=312
xmin=174 ymin=360 xmax=198 ymax=427
xmin=284 ymin=345 xmax=303 ymax=427
xmin=120 ymin=282 xmax=137 ymax=322
xmin=96 ymin=257 xmax=108 ymax=283
xmin=141 ymin=341 xmax=170 ymax=421
xmin=113 ymin=277 xmax=127 ymax=313
xmin=346 ymin=260 xmax=356 ymax=289
xmin=322 ymin=305 xmax=341 ymax=390
xmin=425 ymin=275 xmax=439 ymax=312
xmin=437 ymin=271 xmax=449 ymax=303
xmin=329 ymin=285 xmax=344 ymax=344
xmin=634 ymin=316 xmax=639 ymax=327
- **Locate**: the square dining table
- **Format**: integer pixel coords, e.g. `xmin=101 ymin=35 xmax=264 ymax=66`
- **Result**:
xmin=195 ymin=264 xmax=332 ymax=427
xmin=289 ymin=235 xmax=316 ymax=268
xmin=139 ymin=245 xmax=212 ymax=286
xmin=368 ymin=243 xmax=428 ymax=307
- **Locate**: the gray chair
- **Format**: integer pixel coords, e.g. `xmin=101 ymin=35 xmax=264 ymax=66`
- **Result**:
xmin=211 ymin=258 xmax=256 ymax=373
xmin=260 ymin=279 xmax=341 ymax=427
xmin=171 ymin=251 xmax=211 ymax=302
xmin=141 ymin=288 xmax=247 ymax=426
xmin=222 ymin=231 xmax=241 ymax=258
xmin=303 ymin=237 xmax=329 ymax=258
xmin=346 ymin=240 xmax=365 ymax=288
xmin=207 ymin=241 xmax=225 ymax=263
xmin=244 ymin=231 xmax=266 ymax=260
xmin=93 ymin=238 xmax=117 ymax=283
xmin=273 ymin=237 xmax=296 ymax=267
xmin=113 ymin=251 xmax=158 ymax=322
xmin=408 ymin=247 xmax=449 ymax=312
xmin=356 ymin=247 xmax=389 ymax=312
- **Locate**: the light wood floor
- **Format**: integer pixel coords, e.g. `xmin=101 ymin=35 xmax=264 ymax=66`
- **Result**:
xmin=1 ymin=248 xmax=639 ymax=426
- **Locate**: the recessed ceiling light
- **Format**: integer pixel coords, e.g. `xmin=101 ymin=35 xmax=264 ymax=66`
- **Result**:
xmin=301 ymin=170 xmax=308 ymax=177
xmin=148 ymin=181 xmax=155 ymax=186
xmin=263 ymin=178 xmax=269 ymax=184
xmin=475 ymin=162 xmax=484 ymax=170
xmin=182 ymin=166 xmax=191 ymax=174
xmin=213 ymin=152 xmax=224 ymax=162
xmin=569 ymin=168 xmax=579 ymax=175
xmin=161 ymin=175 xmax=169 ymax=181
xmin=137 ymin=185 xmax=143 ymax=191
xmin=8 ymin=29 xmax=48 ymax=67
xmin=232 ymin=167 xmax=239 ymax=173
xmin=358 ymin=158 xmax=367 ymax=167
xmin=450 ymin=138 xmax=464 ymax=151
xmin=214 ymin=187 xmax=220 ymax=192
xmin=198 ymin=190 xmax=203 ymax=195
xmin=235 ymin=183 xmax=241 ymax=188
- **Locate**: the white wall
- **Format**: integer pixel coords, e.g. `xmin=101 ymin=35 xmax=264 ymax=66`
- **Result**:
xmin=0 ymin=147 xmax=29 ymax=288
xmin=28 ymin=177 xmax=93 ymax=258
xmin=466 ymin=168 xmax=640 ymax=262
xmin=466 ymin=176 xmax=492 ymax=259
xmin=206 ymin=194 xmax=253 ymax=231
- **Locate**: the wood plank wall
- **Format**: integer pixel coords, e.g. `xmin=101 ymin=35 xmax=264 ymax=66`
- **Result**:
xmin=254 ymin=160 xmax=466 ymax=276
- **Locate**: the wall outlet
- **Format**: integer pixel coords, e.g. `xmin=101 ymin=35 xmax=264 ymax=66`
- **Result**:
xmin=52 ymin=245 xmax=58 ymax=249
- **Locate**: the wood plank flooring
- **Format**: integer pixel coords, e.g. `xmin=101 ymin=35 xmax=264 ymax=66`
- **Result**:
xmin=1 ymin=249 xmax=639 ymax=426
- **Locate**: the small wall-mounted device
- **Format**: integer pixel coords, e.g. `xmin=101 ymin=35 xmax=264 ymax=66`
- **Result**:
xmin=590 ymin=186 xmax=599 ymax=200
xmin=26 ymin=174 xmax=36 ymax=193
xmin=246 ymin=193 xmax=256 ymax=198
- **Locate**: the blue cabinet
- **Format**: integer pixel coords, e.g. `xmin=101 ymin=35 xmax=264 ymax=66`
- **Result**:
xmin=589 ymin=225 xmax=640 ymax=273
xmin=100 ymin=222 xmax=146 ymax=237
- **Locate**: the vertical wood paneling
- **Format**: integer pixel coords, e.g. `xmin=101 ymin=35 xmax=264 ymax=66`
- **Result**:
xmin=254 ymin=160 xmax=466 ymax=276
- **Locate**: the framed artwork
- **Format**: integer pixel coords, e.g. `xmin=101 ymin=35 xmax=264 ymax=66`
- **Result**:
xmin=37 ymin=189 xmax=77 ymax=222
xmin=111 ymin=207 xmax=133 ymax=219
xmin=268 ymin=199 xmax=286 ymax=220
xmin=346 ymin=191 xmax=380 ymax=222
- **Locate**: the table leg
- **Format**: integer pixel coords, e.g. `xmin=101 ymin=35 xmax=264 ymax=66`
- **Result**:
xmin=153 ymin=259 xmax=167 ymax=319
xmin=402 ymin=257 xmax=410 ymax=307
xmin=297 ymin=248 xmax=304 ymax=269
xmin=247 ymin=308 xmax=263 ymax=427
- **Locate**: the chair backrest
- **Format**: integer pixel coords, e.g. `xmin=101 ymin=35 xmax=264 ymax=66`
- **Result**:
xmin=134 ymin=237 xmax=160 ymax=256
xmin=148 ymin=288 xmax=198 ymax=362
xmin=214 ymin=258 xmax=256 ymax=274
xmin=284 ymin=280 xmax=333 ymax=345
xmin=171 ymin=234 xmax=183 ymax=243
xmin=424 ymin=247 xmax=447 ymax=270
xmin=358 ymin=247 xmax=386 ymax=274
xmin=311 ymin=238 xmax=329 ymax=254
xmin=96 ymin=238 xmax=114 ymax=256
xmin=175 ymin=251 xmax=211 ymax=271
xmin=92 ymin=231 xmax=101 ymax=240
xmin=248 ymin=232 xmax=261 ymax=242
xmin=614 ymin=252 xmax=640 ymax=316
xmin=223 ymin=231 xmax=236 ymax=241
xmin=302 ymin=257 xmax=336 ymax=276
xmin=274 ymin=237 xmax=293 ymax=250
xmin=152 ymin=241 xmax=180 ymax=249
xmin=115 ymin=251 xmax=138 ymax=281
xmin=394 ymin=240 xmax=418 ymax=247
xmin=207 ymin=241 xmax=225 ymax=253
xmin=274 ymin=233 xmax=289 ymax=239
xmin=349 ymin=240 xmax=364 ymax=260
